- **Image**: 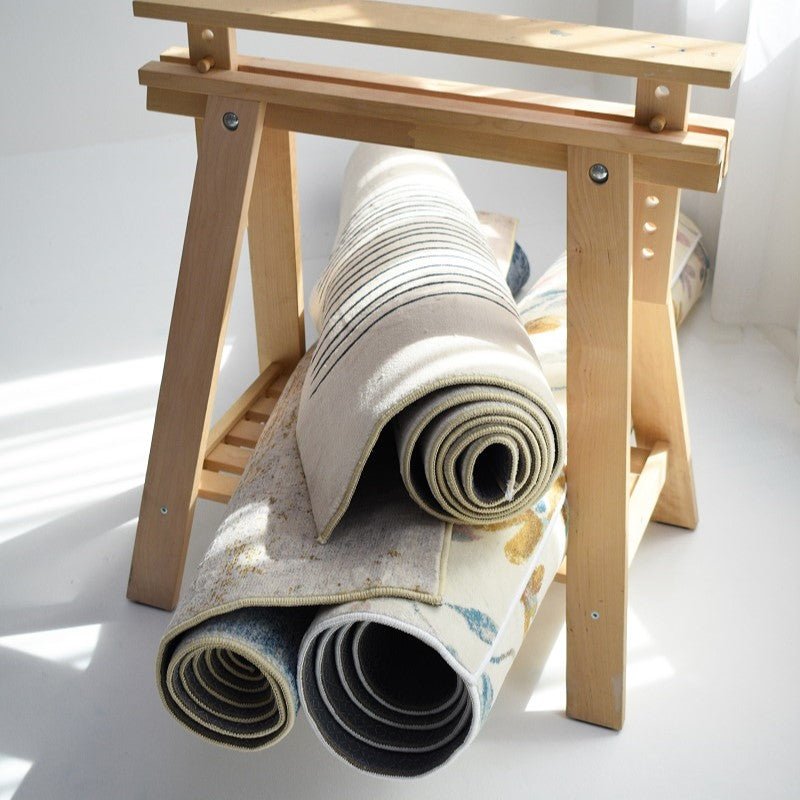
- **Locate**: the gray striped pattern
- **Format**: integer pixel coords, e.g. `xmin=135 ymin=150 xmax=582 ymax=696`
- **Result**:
xmin=297 ymin=144 xmax=564 ymax=542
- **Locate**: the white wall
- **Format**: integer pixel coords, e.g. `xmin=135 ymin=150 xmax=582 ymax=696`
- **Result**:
xmin=2 ymin=1 xmax=755 ymax=410
xmin=0 ymin=0 xmax=598 ymax=429
xmin=1 ymin=0 xmax=600 ymax=157
xmin=1 ymin=0 xmax=604 ymax=316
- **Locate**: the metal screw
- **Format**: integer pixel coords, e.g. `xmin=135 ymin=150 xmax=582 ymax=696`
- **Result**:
xmin=590 ymin=610 xmax=600 ymax=620
xmin=222 ymin=111 xmax=239 ymax=131
xmin=589 ymin=163 xmax=609 ymax=184
xmin=160 ymin=506 xmax=169 ymax=515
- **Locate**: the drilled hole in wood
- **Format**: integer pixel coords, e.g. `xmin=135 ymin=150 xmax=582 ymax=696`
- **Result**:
xmin=642 ymin=247 xmax=655 ymax=260
xmin=201 ymin=28 xmax=215 ymax=41
xmin=645 ymin=195 xmax=660 ymax=208
xmin=654 ymin=84 xmax=670 ymax=99
xmin=643 ymin=221 xmax=657 ymax=234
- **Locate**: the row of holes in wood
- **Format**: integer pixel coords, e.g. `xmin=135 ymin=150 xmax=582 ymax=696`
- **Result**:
xmin=642 ymin=194 xmax=660 ymax=262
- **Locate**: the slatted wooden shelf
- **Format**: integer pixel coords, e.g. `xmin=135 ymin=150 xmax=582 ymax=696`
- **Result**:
xmin=198 ymin=366 xmax=287 ymax=503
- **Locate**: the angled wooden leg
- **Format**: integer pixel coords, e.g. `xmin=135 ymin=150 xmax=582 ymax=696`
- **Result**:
xmin=127 ymin=95 xmax=266 ymax=610
xmin=566 ymin=147 xmax=633 ymax=730
xmin=247 ymin=125 xmax=305 ymax=371
xmin=631 ymin=79 xmax=698 ymax=529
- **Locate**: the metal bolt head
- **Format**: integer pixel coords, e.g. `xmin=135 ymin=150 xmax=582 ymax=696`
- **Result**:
xmin=590 ymin=610 xmax=601 ymax=620
xmin=222 ymin=111 xmax=239 ymax=131
xmin=160 ymin=506 xmax=169 ymax=515
xmin=589 ymin=163 xmax=609 ymax=184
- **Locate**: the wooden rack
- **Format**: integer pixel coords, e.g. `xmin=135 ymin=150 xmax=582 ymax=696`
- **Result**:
xmin=126 ymin=0 xmax=743 ymax=732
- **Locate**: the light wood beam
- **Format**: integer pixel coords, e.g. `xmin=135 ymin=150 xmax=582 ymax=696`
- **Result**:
xmin=127 ymin=95 xmax=265 ymax=610
xmin=565 ymin=146 xmax=633 ymax=731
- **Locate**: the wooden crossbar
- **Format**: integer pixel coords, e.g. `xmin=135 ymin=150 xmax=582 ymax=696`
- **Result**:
xmin=554 ymin=442 xmax=669 ymax=584
xmin=133 ymin=0 xmax=744 ymax=87
xmin=139 ymin=59 xmax=728 ymax=192
xmin=155 ymin=47 xmax=735 ymax=177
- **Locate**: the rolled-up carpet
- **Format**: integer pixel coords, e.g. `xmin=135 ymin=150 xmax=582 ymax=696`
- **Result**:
xmin=157 ymin=352 xmax=452 ymax=749
xmin=156 ymin=338 xmax=567 ymax=771
xmin=297 ymin=144 xmax=564 ymax=541
xmin=298 ymin=476 xmax=566 ymax=776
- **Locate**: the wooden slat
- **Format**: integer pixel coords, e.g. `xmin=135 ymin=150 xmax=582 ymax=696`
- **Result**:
xmin=248 ymin=126 xmax=305 ymax=372
xmin=147 ymin=85 xmax=724 ymax=193
xmin=225 ymin=419 xmax=264 ymax=448
xmin=555 ymin=444 xmax=668 ymax=583
xmin=158 ymin=46 xmax=736 ymax=158
xmin=266 ymin=374 xmax=289 ymax=397
xmin=139 ymin=61 xmax=726 ymax=168
xmin=205 ymin=362 xmax=281 ymax=453
xmin=204 ymin=442 xmax=252 ymax=474
xmin=631 ymin=80 xmax=699 ymax=530
xmin=197 ymin=469 xmax=240 ymax=503
xmin=245 ymin=395 xmax=277 ymax=422
xmin=127 ymin=94 xmax=266 ymax=611
xmin=133 ymin=0 xmax=744 ymax=88
xmin=627 ymin=442 xmax=669 ymax=560
xmin=565 ymin=146 xmax=632 ymax=731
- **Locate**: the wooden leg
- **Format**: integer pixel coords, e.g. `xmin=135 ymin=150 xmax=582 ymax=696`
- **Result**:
xmin=631 ymin=182 xmax=698 ymax=529
xmin=247 ymin=125 xmax=305 ymax=371
xmin=631 ymin=78 xmax=697 ymax=530
xmin=566 ymin=147 xmax=633 ymax=730
xmin=127 ymin=95 xmax=266 ymax=610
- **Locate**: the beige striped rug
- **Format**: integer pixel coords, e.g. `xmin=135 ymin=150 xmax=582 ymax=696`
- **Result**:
xmin=297 ymin=145 xmax=564 ymax=542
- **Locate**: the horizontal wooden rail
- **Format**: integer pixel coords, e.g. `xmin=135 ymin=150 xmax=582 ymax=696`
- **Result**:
xmin=133 ymin=0 xmax=744 ymax=88
xmin=158 ymin=47 xmax=734 ymax=175
xmin=555 ymin=442 xmax=669 ymax=584
xmin=174 ymin=49 xmax=735 ymax=176
xmin=140 ymin=60 xmax=728 ymax=192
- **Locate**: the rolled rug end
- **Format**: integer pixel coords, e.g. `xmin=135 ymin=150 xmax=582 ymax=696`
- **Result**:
xmin=157 ymin=607 xmax=311 ymax=750
xmin=298 ymin=616 xmax=481 ymax=778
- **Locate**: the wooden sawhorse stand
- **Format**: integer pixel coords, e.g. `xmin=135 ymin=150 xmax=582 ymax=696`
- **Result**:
xmin=126 ymin=0 xmax=742 ymax=732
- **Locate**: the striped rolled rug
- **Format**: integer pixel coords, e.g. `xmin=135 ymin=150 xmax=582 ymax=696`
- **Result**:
xmin=296 ymin=144 xmax=564 ymax=542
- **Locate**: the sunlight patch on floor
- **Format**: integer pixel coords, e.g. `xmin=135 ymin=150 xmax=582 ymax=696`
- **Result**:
xmin=0 ymin=412 xmax=152 ymax=545
xmin=0 ymin=623 xmax=102 ymax=671
xmin=525 ymin=607 xmax=674 ymax=713
xmin=0 ymin=755 xmax=33 ymax=800
xmin=0 ymin=355 xmax=164 ymax=419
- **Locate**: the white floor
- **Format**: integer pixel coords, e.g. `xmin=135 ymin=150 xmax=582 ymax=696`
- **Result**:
xmin=1 ymin=134 xmax=799 ymax=800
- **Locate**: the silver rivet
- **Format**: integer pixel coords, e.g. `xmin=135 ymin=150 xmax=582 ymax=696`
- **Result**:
xmin=589 ymin=163 xmax=609 ymax=184
xmin=222 ymin=111 xmax=239 ymax=131
xmin=590 ymin=610 xmax=600 ymax=620
xmin=160 ymin=506 xmax=168 ymax=515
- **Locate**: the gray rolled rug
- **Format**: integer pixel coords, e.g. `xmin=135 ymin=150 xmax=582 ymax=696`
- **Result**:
xmin=297 ymin=145 xmax=564 ymax=542
xmin=297 ymin=475 xmax=566 ymax=776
